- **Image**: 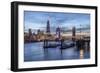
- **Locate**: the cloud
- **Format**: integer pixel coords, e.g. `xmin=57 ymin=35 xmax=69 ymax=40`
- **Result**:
xmin=24 ymin=11 xmax=90 ymax=30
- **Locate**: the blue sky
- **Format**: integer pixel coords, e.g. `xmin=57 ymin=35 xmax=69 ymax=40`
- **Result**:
xmin=24 ymin=11 xmax=90 ymax=32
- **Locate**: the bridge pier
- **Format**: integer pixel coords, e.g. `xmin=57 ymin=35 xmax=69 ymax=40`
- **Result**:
xmin=60 ymin=39 xmax=64 ymax=49
xmin=44 ymin=40 xmax=48 ymax=48
xmin=43 ymin=39 xmax=64 ymax=49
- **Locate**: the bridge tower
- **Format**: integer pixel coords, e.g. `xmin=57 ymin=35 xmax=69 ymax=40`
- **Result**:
xmin=56 ymin=27 xmax=61 ymax=40
xmin=72 ymin=26 xmax=76 ymax=41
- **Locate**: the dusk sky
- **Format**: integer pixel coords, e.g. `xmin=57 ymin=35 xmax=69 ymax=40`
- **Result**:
xmin=24 ymin=11 xmax=90 ymax=32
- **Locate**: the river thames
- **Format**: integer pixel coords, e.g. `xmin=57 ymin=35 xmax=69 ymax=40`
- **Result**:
xmin=24 ymin=41 xmax=90 ymax=62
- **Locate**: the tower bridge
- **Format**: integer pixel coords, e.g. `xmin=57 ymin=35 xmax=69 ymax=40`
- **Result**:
xmin=43 ymin=20 xmax=90 ymax=49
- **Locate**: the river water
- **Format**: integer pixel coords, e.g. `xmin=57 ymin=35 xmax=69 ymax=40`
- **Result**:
xmin=24 ymin=41 xmax=90 ymax=62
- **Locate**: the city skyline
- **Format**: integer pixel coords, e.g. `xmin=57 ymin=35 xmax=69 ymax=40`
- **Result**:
xmin=24 ymin=11 xmax=90 ymax=33
xmin=24 ymin=11 xmax=90 ymax=62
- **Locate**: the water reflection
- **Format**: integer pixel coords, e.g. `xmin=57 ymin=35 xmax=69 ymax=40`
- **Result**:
xmin=24 ymin=41 xmax=90 ymax=62
xmin=80 ymin=49 xmax=84 ymax=59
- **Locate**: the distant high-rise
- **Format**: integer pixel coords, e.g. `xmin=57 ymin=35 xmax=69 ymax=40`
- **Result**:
xmin=28 ymin=28 xmax=32 ymax=42
xmin=37 ymin=29 xmax=41 ymax=34
xmin=29 ymin=28 xmax=32 ymax=36
xmin=46 ymin=20 xmax=50 ymax=33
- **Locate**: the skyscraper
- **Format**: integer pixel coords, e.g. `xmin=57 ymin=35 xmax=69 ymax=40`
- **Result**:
xmin=37 ymin=29 xmax=41 ymax=35
xmin=46 ymin=20 xmax=50 ymax=33
xmin=29 ymin=28 xmax=32 ymax=37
